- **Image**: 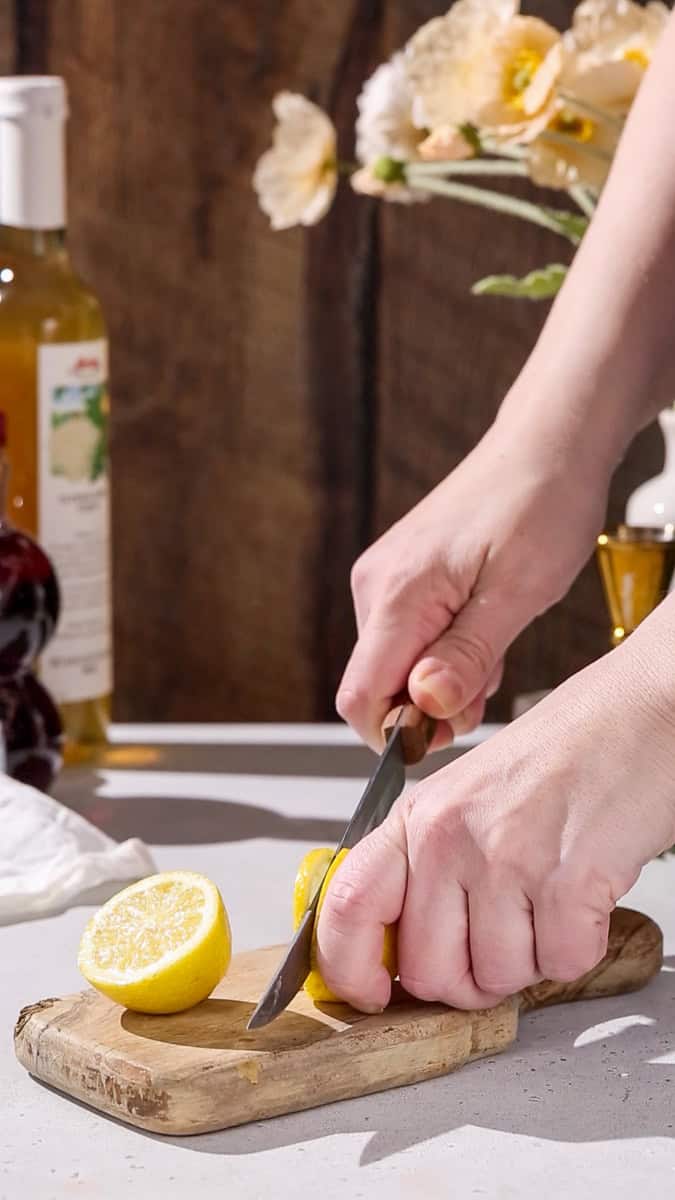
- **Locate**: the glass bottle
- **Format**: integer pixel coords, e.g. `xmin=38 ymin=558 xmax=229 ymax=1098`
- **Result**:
xmin=0 ymin=77 xmax=112 ymax=756
xmin=0 ymin=411 xmax=63 ymax=791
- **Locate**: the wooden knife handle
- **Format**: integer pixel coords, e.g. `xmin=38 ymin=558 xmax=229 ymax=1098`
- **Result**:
xmin=519 ymin=907 xmax=662 ymax=1012
xmin=382 ymin=701 xmax=436 ymax=766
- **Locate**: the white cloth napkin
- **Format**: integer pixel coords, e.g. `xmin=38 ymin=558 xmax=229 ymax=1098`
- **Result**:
xmin=0 ymin=773 xmax=156 ymax=924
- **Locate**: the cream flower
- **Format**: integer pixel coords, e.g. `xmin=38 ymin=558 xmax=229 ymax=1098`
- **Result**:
xmin=531 ymin=0 xmax=668 ymax=196
xmin=253 ymin=93 xmax=337 ymax=231
xmin=552 ymin=0 xmax=669 ymax=138
xmin=405 ymin=0 xmax=562 ymax=144
xmin=354 ymin=53 xmax=430 ymax=202
xmin=355 ymin=52 xmax=424 ymax=165
xmin=530 ymin=101 xmax=619 ymax=190
xmin=351 ymin=165 xmax=427 ymax=205
xmin=529 ymin=1 xmax=669 ymax=194
xmin=565 ymin=0 xmax=668 ymax=72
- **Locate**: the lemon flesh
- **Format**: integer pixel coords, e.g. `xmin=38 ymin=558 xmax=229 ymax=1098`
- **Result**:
xmin=293 ymin=847 xmax=397 ymax=1003
xmin=78 ymin=870 xmax=231 ymax=1013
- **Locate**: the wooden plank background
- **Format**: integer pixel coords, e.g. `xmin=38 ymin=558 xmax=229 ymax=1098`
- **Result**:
xmin=2 ymin=0 xmax=662 ymax=723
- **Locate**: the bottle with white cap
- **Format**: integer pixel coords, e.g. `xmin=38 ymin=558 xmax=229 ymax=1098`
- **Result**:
xmin=0 ymin=76 xmax=112 ymax=756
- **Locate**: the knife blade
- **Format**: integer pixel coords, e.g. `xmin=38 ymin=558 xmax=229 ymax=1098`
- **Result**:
xmin=246 ymin=702 xmax=435 ymax=1031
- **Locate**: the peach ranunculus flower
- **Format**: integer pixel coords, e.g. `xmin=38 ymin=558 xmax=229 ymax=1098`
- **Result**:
xmin=253 ymin=93 xmax=337 ymax=230
xmin=529 ymin=99 xmax=620 ymax=190
xmin=531 ymin=0 xmax=669 ymax=192
xmin=405 ymin=0 xmax=563 ymax=146
xmin=564 ymin=0 xmax=669 ymax=74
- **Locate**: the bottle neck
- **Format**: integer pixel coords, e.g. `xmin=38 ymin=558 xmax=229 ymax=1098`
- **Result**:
xmin=0 ymin=112 xmax=66 ymax=231
xmin=658 ymin=408 xmax=675 ymax=471
xmin=0 ymin=225 xmax=66 ymax=261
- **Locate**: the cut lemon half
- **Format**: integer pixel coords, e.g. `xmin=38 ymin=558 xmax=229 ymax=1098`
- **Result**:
xmin=293 ymin=847 xmax=397 ymax=1003
xmin=78 ymin=870 xmax=231 ymax=1014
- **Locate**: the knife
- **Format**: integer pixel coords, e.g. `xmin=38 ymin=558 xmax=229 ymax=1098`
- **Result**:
xmin=246 ymin=702 xmax=436 ymax=1030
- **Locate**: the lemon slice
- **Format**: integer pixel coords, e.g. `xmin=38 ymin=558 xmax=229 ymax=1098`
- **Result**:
xmin=293 ymin=847 xmax=397 ymax=1003
xmin=78 ymin=870 xmax=231 ymax=1014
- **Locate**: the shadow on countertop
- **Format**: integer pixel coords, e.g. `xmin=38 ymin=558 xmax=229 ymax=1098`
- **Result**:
xmin=57 ymin=738 xmax=477 ymax=783
xmin=139 ymin=960 xmax=675 ymax=1164
xmin=52 ymin=736 xmax=482 ymax=846
xmin=56 ymin=788 xmax=347 ymax=846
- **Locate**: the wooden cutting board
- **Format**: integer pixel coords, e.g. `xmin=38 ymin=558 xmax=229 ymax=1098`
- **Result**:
xmin=14 ymin=907 xmax=662 ymax=1136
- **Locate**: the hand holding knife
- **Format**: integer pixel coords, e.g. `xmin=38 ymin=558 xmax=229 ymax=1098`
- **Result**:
xmin=247 ymin=702 xmax=436 ymax=1030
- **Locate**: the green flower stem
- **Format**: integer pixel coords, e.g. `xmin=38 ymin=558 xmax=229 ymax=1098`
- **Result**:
xmin=558 ymin=91 xmax=625 ymax=128
xmin=406 ymin=159 xmax=529 ymax=178
xmin=336 ymin=160 xmax=357 ymax=176
xmin=479 ymin=140 xmax=528 ymax=161
xmin=538 ymin=129 xmax=613 ymax=161
xmin=568 ymin=184 xmax=597 ymax=219
xmin=405 ymin=174 xmax=583 ymax=241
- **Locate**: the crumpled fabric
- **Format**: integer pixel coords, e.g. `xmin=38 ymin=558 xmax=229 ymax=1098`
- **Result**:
xmin=0 ymin=773 xmax=156 ymax=924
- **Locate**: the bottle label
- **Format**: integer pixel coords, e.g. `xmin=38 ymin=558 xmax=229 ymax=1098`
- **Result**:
xmin=37 ymin=340 xmax=112 ymax=704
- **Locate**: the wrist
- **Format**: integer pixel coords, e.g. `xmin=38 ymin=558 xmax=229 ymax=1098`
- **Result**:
xmin=494 ymin=286 xmax=672 ymax=487
xmin=619 ymin=594 xmax=675 ymax=734
xmin=607 ymin=597 xmax=675 ymax=847
xmin=489 ymin=366 xmax=618 ymax=498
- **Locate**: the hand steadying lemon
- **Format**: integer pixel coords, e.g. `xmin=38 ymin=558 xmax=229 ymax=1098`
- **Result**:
xmin=293 ymin=847 xmax=397 ymax=1002
xmin=78 ymin=849 xmax=396 ymax=1014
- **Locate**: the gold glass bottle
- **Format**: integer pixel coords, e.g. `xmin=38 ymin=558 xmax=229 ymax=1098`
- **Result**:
xmin=596 ymin=525 xmax=675 ymax=646
xmin=0 ymin=78 xmax=112 ymax=754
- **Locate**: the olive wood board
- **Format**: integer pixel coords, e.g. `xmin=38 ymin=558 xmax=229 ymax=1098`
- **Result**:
xmin=14 ymin=907 xmax=662 ymax=1136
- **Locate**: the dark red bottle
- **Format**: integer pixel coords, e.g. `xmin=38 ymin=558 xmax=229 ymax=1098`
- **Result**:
xmin=0 ymin=413 xmax=63 ymax=790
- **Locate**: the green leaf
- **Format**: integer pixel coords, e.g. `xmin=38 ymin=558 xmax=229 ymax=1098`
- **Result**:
xmin=472 ymin=263 xmax=568 ymax=300
xmin=541 ymin=207 xmax=588 ymax=244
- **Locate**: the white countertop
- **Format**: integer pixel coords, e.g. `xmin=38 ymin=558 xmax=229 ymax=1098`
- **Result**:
xmin=2 ymin=723 xmax=675 ymax=1199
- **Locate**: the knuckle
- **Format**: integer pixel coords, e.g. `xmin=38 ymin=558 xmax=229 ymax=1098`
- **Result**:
xmin=472 ymin=962 xmax=522 ymax=996
xmin=335 ymin=683 xmax=366 ymax=725
xmin=479 ymin=829 xmax=527 ymax=879
xmin=350 ymin=555 xmax=370 ymax=597
xmin=398 ymin=970 xmax=448 ymax=1004
xmin=404 ymin=795 xmax=460 ymax=862
xmin=539 ymin=865 xmax=614 ymax=918
xmin=539 ymin=949 xmax=598 ymax=983
xmin=449 ymin=628 xmax=494 ymax=683
xmin=321 ymin=873 xmax=370 ymax=931
xmin=534 ymin=866 xmax=612 ymax=981
xmin=318 ymin=962 xmax=355 ymax=1000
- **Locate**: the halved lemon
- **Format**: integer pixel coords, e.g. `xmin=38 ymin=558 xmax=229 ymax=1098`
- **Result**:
xmin=293 ymin=847 xmax=397 ymax=1003
xmin=78 ymin=870 xmax=231 ymax=1014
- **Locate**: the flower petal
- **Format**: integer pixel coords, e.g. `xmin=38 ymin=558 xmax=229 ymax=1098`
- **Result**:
xmin=418 ymin=125 xmax=476 ymax=160
xmin=350 ymin=165 xmax=429 ymax=204
xmin=406 ymin=0 xmax=520 ymax=130
xmin=564 ymin=0 xmax=668 ymax=71
xmin=356 ymin=52 xmax=423 ymax=164
xmin=253 ymin=92 xmax=337 ymax=230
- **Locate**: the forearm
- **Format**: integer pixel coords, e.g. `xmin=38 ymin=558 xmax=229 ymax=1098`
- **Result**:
xmin=617 ymin=587 xmax=675 ymax=739
xmin=496 ymin=13 xmax=675 ymax=477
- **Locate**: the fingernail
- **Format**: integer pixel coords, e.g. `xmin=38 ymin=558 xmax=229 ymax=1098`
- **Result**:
xmin=411 ymin=665 xmax=462 ymax=717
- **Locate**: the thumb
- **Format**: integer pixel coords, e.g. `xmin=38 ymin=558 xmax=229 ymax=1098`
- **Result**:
xmin=408 ymin=589 xmax=523 ymax=720
xmin=316 ymin=812 xmax=408 ymax=1013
